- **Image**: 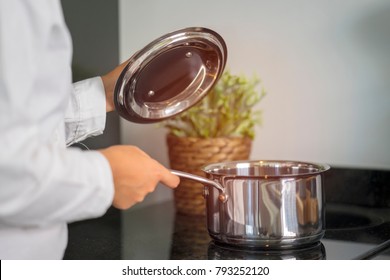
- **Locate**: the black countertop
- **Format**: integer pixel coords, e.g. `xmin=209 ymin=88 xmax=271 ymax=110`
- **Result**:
xmin=64 ymin=167 xmax=390 ymax=260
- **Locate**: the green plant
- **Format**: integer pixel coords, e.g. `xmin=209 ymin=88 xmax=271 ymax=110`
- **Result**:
xmin=163 ymin=70 xmax=266 ymax=139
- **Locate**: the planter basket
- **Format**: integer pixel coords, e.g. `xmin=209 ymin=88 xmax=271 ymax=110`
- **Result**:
xmin=167 ymin=134 xmax=251 ymax=216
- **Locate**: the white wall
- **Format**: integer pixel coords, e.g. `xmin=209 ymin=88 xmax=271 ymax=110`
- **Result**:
xmin=118 ymin=0 xmax=390 ymax=204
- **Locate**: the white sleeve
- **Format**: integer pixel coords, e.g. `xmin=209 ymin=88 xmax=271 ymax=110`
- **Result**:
xmin=65 ymin=77 xmax=107 ymax=146
xmin=0 ymin=0 xmax=114 ymax=227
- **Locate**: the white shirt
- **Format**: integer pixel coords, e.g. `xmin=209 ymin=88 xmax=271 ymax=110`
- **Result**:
xmin=0 ymin=0 xmax=114 ymax=259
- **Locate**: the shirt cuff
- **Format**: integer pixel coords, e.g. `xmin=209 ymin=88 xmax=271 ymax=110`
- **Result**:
xmin=65 ymin=77 xmax=107 ymax=146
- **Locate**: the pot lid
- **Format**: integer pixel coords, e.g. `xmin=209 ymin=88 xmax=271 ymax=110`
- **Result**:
xmin=114 ymin=27 xmax=227 ymax=123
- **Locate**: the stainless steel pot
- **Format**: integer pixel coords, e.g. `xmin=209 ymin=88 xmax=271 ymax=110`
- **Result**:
xmin=171 ymin=160 xmax=330 ymax=249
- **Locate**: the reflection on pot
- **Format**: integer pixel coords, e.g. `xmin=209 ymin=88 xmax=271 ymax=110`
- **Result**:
xmin=296 ymin=179 xmax=319 ymax=225
xmin=207 ymin=241 xmax=326 ymax=260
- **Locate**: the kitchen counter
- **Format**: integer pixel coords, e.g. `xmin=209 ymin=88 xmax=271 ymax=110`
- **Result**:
xmin=64 ymin=166 xmax=390 ymax=260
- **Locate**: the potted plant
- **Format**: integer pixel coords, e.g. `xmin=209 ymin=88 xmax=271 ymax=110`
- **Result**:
xmin=164 ymin=69 xmax=266 ymax=216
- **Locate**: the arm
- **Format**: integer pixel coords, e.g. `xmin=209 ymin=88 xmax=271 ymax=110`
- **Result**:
xmin=0 ymin=1 xmax=179 ymax=227
xmin=64 ymin=71 xmax=180 ymax=210
xmin=0 ymin=0 xmax=114 ymax=226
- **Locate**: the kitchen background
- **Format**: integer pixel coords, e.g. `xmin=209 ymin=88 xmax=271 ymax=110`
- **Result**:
xmin=63 ymin=0 xmax=390 ymax=207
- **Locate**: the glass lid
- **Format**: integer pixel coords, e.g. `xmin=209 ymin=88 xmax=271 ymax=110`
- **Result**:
xmin=114 ymin=27 xmax=227 ymax=123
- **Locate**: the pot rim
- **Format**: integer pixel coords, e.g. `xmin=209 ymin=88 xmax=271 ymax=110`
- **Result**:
xmin=201 ymin=159 xmax=331 ymax=179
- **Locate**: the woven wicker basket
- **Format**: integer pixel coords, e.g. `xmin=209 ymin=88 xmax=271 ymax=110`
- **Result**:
xmin=167 ymin=134 xmax=252 ymax=216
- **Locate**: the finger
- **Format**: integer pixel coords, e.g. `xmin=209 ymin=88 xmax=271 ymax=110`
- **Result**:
xmin=158 ymin=168 xmax=180 ymax=189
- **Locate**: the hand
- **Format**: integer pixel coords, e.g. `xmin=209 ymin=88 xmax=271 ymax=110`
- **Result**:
xmin=99 ymin=145 xmax=180 ymax=209
xmin=101 ymin=60 xmax=129 ymax=112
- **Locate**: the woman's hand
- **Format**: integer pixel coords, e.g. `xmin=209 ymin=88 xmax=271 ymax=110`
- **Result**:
xmin=99 ymin=145 xmax=180 ymax=209
xmin=101 ymin=60 xmax=129 ymax=112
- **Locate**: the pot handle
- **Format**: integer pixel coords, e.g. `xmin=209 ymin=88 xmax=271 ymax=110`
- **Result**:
xmin=170 ymin=170 xmax=228 ymax=202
